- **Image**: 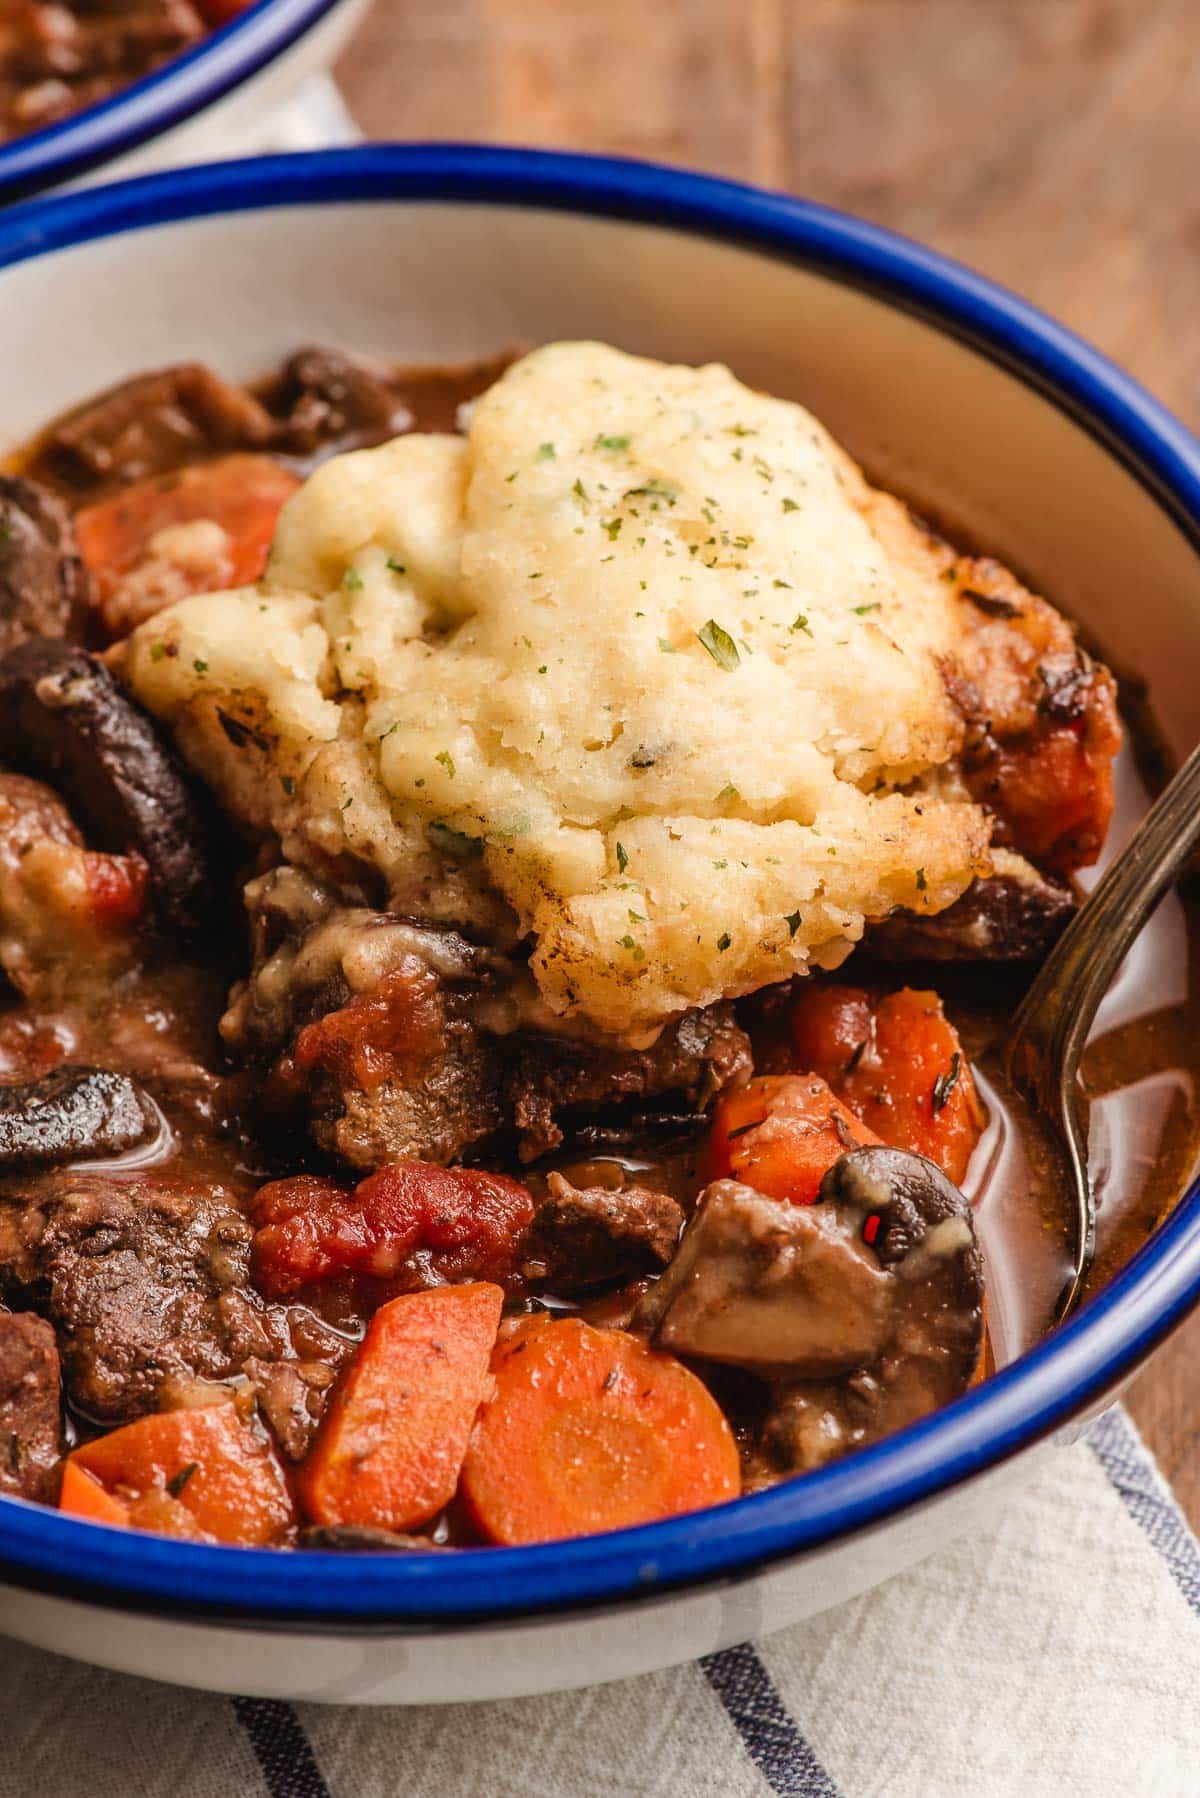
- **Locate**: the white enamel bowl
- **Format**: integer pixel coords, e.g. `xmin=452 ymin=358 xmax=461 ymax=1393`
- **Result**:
xmin=0 ymin=0 xmax=368 ymax=205
xmin=0 ymin=147 xmax=1199 ymax=1705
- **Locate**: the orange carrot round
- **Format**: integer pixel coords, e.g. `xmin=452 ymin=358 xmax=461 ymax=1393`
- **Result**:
xmin=67 ymin=1404 xmax=295 ymax=1546
xmin=461 ymin=1315 xmax=741 ymax=1545
xmin=298 ymin=1282 xmax=504 ymax=1533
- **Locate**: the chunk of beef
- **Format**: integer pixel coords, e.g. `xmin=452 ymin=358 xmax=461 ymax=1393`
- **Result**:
xmin=638 ymin=1147 xmax=983 ymax=1477
xmin=223 ymin=869 xmax=507 ymax=1166
xmin=225 ymin=869 xmax=752 ymax=1170
xmin=46 ymin=364 xmax=274 ymax=488
xmin=0 ymin=1170 xmax=351 ymax=1425
xmin=519 ymin=1171 xmax=684 ymax=1295
xmin=0 ymin=1308 xmax=60 ymax=1502
xmin=267 ymin=347 xmax=415 ymax=459
xmin=870 ymin=850 xmax=1075 ymax=961
xmin=0 ymin=641 xmax=213 ymax=938
xmin=944 ymin=557 xmax=1121 ymax=874
xmin=0 ymin=475 xmax=90 ymax=651
xmin=504 ymin=1003 xmax=754 ymax=1162
xmin=242 ymin=1356 xmax=337 ymax=1463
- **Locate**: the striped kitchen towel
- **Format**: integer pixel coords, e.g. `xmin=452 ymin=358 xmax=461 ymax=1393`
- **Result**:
xmin=0 ymin=1406 xmax=1196 ymax=1798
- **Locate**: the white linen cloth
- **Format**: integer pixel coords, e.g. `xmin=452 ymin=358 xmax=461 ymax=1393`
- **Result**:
xmin=0 ymin=1405 xmax=1194 ymax=1798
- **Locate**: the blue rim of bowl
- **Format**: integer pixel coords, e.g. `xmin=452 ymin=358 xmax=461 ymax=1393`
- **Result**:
xmin=1 ymin=145 xmax=1200 ymax=1628
xmin=0 ymin=0 xmax=347 ymax=205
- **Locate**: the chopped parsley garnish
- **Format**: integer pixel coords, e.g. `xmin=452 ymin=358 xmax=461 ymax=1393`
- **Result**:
xmin=717 ymin=932 xmax=732 ymax=953
xmin=785 ymin=910 xmax=802 ymax=937
xmin=781 ymin=497 xmax=801 ymax=514
xmin=387 ymin=556 xmax=407 ymax=575
xmin=791 ymin=613 xmax=812 ymax=635
xmin=573 ymin=477 xmax=588 ymax=501
xmin=537 ymin=442 xmax=557 ymax=461
xmin=602 ymin=517 xmax=623 ymax=541
xmin=343 ymin=567 xmax=363 ymax=591
xmin=435 ymin=750 xmax=456 ymax=779
xmin=773 ymin=578 xmax=792 ymax=589
xmin=149 ymin=641 xmax=166 ymax=663
xmin=716 ymin=782 xmax=739 ymax=805
xmin=192 ymin=658 xmax=208 ymax=675
xmin=595 ymin=433 xmax=631 ymax=451
xmin=697 ymin=619 xmax=740 ymax=670
xmin=622 ymin=479 xmax=677 ymax=507
xmin=657 ymin=636 xmax=676 ymax=654
xmin=617 ymin=933 xmax=645 ymax=961
xmin=852 ymin=602 xmax=881 ymax=614
xmin=616 ymin=841 xmax=629 ymax=874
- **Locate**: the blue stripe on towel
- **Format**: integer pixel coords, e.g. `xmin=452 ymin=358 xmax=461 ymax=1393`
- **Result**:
xmin=1088 ymin=1406 xmax=1200 ymax=1617
xmin=701 ymin=1642 xmax=841 ymax=1796
xmin=232 ymin=1696 xmax=332 ymax=1798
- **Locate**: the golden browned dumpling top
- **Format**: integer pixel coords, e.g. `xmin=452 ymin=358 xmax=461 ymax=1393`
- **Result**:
xmin=121 ymin=341 xmax=991 ymax=1041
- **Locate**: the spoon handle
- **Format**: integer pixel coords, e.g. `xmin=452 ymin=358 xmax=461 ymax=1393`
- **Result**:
xmin=1008 ymin=739 xmax=1200 ymax=1314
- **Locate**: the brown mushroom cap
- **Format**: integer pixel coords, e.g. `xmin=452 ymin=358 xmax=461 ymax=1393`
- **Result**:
xmin=0 ymin=639 xmax=214 ymax=937
xmin=637 ymin=1144 xmax=985 ymax=1477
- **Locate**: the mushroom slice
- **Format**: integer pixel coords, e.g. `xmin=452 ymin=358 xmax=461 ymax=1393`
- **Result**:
xmin=298 ymin=1525 xmax=450 ymax=1552
xmin=0 ymin=639 xmax=212 ymax=936
xmin=0 ymin=1066 xmax=157 ymax=1166
xmin=0 ymin=475 xmax=90 ymax=654
xmin=637 ymin=1146 xmax=983 ymax=1385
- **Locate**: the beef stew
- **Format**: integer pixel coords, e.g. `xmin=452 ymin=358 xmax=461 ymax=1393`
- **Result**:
xmin=0 ymin=342 xmax=1193 ymax=1551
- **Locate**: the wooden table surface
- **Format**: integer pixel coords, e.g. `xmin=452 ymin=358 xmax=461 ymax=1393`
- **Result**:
xmin=335 ymin=0 xmax=1200 ymax=1524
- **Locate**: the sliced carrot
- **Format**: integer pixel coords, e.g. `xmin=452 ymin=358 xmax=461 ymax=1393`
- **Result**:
xmin=297 ymin=1283 xmax=504 ymax=1532
xmin=706 ymin=1072 xmax=881 ymax=1205
xmin=461 ymin=1315 xmax=741 ymax=1545
xmin=789 ymin=984 xmax=984 ymax=1184
xmin=76 ymin=453 xmax=300 ymax=608
xmin=59 ymin=1459 xmax=131 ymax=1528
xmin=68 ymin=1404 xmax=296 ymax=1547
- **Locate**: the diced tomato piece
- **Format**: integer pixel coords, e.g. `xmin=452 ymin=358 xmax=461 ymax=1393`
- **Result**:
xmin=251 ymin=1161 xmax=536 ymax=1301
xmin=84 ymin=849 xmax=150 ymax=932
xmin=789 ymin=984 xmax=984 ymax=1185
xmin=706 ymin=1072 xmax=881 ymax=1206
xmin=64 ymin=1405 xmax=296 ymax=1547
xmin=292 ymin=963 xmax=443 ymax=1094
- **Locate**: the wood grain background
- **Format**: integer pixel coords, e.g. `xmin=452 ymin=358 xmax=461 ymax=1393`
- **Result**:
xmin=336 ymin=0 xmax=1200 ymax=1522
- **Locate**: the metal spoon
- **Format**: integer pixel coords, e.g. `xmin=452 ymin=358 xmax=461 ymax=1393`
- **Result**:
xmin=1006 ymin=741 xmax=1200 ymax=1321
